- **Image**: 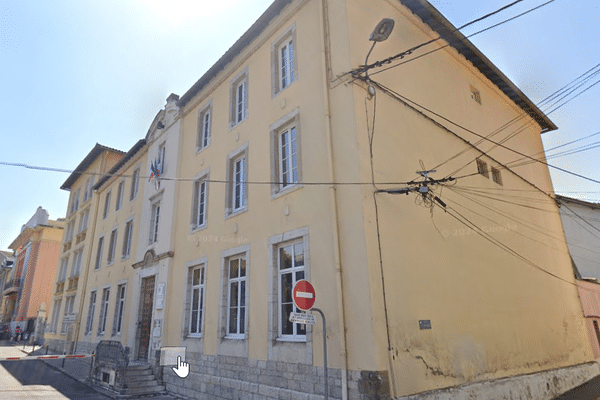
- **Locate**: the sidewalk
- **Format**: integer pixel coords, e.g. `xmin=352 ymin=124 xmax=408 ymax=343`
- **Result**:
xmin=17 ymin=344 xmax=180 ymax=399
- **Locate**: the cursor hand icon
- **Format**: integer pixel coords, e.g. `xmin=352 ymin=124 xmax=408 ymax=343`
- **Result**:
xmin=172 ymin=356 xmax=189 ymax=378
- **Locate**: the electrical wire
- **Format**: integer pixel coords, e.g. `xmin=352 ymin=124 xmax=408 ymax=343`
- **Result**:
xmin=366 ymin=79 xmax=600 ymax=188
xmin=0 ymin=160 xmax=412 ymax=187
xmin=445 ymin=185 xmax=600 ymax=257
xmin=364 ymin=0 xmax=556 ymax=78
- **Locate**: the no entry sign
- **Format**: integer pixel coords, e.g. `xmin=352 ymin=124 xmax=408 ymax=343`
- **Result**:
xmin=292 ymin=280 xmax=316 ymax=311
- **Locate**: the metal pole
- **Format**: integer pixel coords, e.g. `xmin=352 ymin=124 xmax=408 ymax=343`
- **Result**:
xmin=312 ymin=308 xmax=328 ymax=400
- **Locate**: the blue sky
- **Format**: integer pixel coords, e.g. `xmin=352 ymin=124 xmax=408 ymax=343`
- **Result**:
xmin=1 ymin=0 xmax=599 ymax=250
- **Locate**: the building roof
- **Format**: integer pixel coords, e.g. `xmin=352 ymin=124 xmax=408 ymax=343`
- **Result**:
xmin=398 ymin=0 xmax=557 ymax=133
xmin=555 ymin=194 xmax=600 ymax=210
xmin=61 ymin=143 xmax=125 ymax=190
xmin=94 ymin=139 xmax=147 ymax=191
xmin=177 ymin=0 xmax=293 ymax=107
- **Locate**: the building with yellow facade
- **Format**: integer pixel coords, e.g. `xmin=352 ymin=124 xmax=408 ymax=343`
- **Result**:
xmin=45 ymin=144 xmax=125 ymax=353
xmin=45 ymin=0 xmax=599 ymax=399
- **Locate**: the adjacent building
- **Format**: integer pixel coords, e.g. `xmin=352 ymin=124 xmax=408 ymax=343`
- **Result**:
xmin=44 ymin=0 xmax=600 ymax=399
xmin=0 ymin=250 xmax=14 ymax=323
xmin=556 ymin=195 xmax=600 ymax=359
xmin=3 ymin=207 xmax=63 ymax=335
xmin=45 ymin=144 xmax=125 ymax=353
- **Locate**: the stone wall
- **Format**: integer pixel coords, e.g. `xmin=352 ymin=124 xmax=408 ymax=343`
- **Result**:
xmin=164 ymin=352 xmax=390 ymax=400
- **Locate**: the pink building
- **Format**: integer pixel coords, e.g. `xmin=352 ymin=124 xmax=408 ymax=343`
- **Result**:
xmin=3 ymin=207 xmax=64 ymax=333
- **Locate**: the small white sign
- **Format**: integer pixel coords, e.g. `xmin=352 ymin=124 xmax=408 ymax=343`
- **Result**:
xmin=289 ymin=312 xmax=316 ymax=325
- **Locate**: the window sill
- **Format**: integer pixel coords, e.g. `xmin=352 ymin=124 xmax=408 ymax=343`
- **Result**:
xmin=196 ymin=145 xmax=210 ymax=155
xmin=276 ymin=336 xmax=306 ymax=343
xmin=190 ymin=224 xmax=208 ymax=235
xmin=224 ymin=334 xmax=246 ymax=340
xmin=186 ymin=334 xmax=203 ymax=339
xmin=225 ymin=206 xmax=248 ymax=220
xmin=272 ymin=183 xmax=302 ymax=200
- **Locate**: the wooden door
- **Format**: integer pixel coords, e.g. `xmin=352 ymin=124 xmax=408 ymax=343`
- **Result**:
xmin=137 ymin=275 xmax=155 ymax=360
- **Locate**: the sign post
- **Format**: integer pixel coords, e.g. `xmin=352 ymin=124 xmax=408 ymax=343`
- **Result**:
xmin=292 ymin=280 xmax=328 ymax=400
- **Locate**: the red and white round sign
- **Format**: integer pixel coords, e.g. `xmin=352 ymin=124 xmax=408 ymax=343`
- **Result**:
xmin=292 ymin=280 xmax=316 ymax=311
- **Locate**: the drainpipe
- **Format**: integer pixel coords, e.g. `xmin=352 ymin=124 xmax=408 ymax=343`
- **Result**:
xmin=319 ymin=1 xmax=349 ymax=398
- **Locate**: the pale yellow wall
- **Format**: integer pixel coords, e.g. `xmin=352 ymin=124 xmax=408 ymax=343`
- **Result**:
xmin=79 ymin=148 xmax=148 ymax=348
xmin=165 ymin=0 xmax=374 ymax=371
xmin=339 ymin=0 xmax=592 ymax=396
xmin=46 ymin=150 xmax=125 ymax=347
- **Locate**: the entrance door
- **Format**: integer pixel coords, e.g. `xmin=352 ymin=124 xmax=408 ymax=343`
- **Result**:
xmin=137 ymin=275 xmax=155 ymax=360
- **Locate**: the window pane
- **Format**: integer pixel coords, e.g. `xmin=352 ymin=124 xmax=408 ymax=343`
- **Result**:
xmin=230 ymin=282 xmax=238 ymax=307
xmin=295 ymin=270 xmax=304 ymax=281
xmin=294 ymin=242 xmax=304 ymax=266
xmin=281 ymin=303 xmax=293 ymax=335
xmin=239 ymin=259 xmax=246 ymax=277
xmin=192 ymin=288 xmax=199 ymax=311
xmin=240 ymin=306 xmax=245 ymax=334
xmin=193 ymin=269 xmax=200 ymax=286
xmin=280 ymin=246 xmax=292 ymax=270
xmin=281 ymin=272 xmax=292 ymax=303
xmin=289 ymin=40 xmax=294 ymax=82
xmin=191 ymin=310 xmax=198 ymax=333
xmin=230 ymin=259 xmax=239 ymax=278
xmin=240 ymin=281 xmax=246 ymax=307
xmin=229 ymin=306 xmax=238 ymax=334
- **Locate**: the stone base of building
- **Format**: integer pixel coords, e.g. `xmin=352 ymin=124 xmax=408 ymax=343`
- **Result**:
xmin=44 ymin=338 xmax=96 ymax=355
xmin=395 ymin=361 xmax=600 ymax=400
xmin=163 ymin=352 xmax=390 ymax=400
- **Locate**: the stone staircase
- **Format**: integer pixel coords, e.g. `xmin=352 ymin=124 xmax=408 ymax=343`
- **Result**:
xmin=122 ymin=363 xmax=166 ymax=397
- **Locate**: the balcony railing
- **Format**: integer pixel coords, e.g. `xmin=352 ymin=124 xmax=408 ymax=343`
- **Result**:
xmin=55 ymin=281 xmax=65 ymax=295
xmin=67 ymin=276 xmax=79 ymax=292
xmin=63 ymin=241 xmax=72 ymax=253
xmin=75 ymin=231 xmax=86 ymax=245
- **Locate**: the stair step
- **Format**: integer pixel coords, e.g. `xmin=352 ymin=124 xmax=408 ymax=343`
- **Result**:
xmin=128 ymin=379 xmax=161 ymax=388
xmin=124 ymin=369 xmax=154 ymax=377
xmin=127 ymin=374 xmax=156 ymax=382
xmin=126 ymin=385 xmax=166 ymax=395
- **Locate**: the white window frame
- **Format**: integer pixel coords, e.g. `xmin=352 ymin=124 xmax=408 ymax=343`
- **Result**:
xmin=78 ymin=208 xmax=90 ymax=234
xmin=229 ymin=68 xmax=248 ymax=128
xmin=116 ymin=180 xmax=124 ymax=211
xmin=268 ymin=227 xmax=309 ymax=344
xmin=58 ymin=256 xmax=69 ymax=282
xmin=197 ymin=102 xmax=212 ymax=152
xmin=97 ymin=287 xmax=110 ymax=335
xmin=85 ymin=291 xmax=97 ymax=334
xmin=107 ymin=229 xmax=118 ymax=265
xmin=61 ymin=295 xmax=75 ymax=334
xmin=225 ymin=144 xmax=249 ymax=217
xmin=226 ymin=254 xmax=247 ymax=339
xmin=95 ymin=236 xmax=104 ymax=270
xmin=103 ymin=191 xmax=111 ymax=220
xmin=188 ymin=264 xmax=206 ymax=337
xmin=191 ymin=170 xmax=209 ymax=231
xmin=278 ymin=240 xmax=306 ymax=340
xmin=149 ymin=201 xmax=161 ymax=244
xmin=158 ymin=142 xmax=166 ymax=175
xmin=130 ymin=167 xmax=140 ymax=201
xmin=271 ymin=109 xmax=302 ymax=197
xmin=122 ymin=219 xmax=133 ymax=259
xmin=70 ymin=249 xmax=83 ymax=278
xmin=272 ymin=24 xmax=297 ymax=96
xmin=70 ymin=188 xmax=80 ymax=215
xmin=51 ymin=299 xmax=62 ymax=333
xmin=113 ymin=283 xmax=126 ymax=336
